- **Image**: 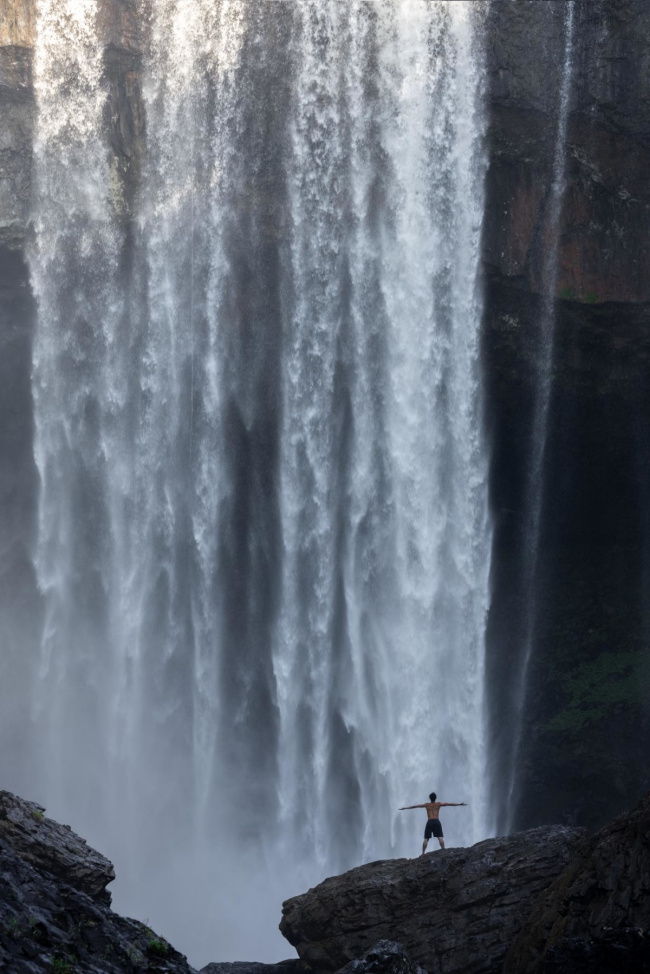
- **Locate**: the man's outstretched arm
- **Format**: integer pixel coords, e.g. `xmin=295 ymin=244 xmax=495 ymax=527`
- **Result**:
xmin=398 ymin=804 xmax=427 ymax=810
xmin=439 ymin=802 xmax=467 ymax=807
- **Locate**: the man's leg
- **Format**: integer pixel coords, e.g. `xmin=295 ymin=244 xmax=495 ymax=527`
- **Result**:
xmin=438 ymin=837 xmax=445 ymax=850
xmin=421 ymin=838 xmax=428 ymax=855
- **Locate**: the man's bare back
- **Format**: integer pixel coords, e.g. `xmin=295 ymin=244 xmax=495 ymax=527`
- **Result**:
xmin=424 ymin=802 xmax=443 ymax=821
xmin=399 ymin=791 xmax=467 ymax=854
